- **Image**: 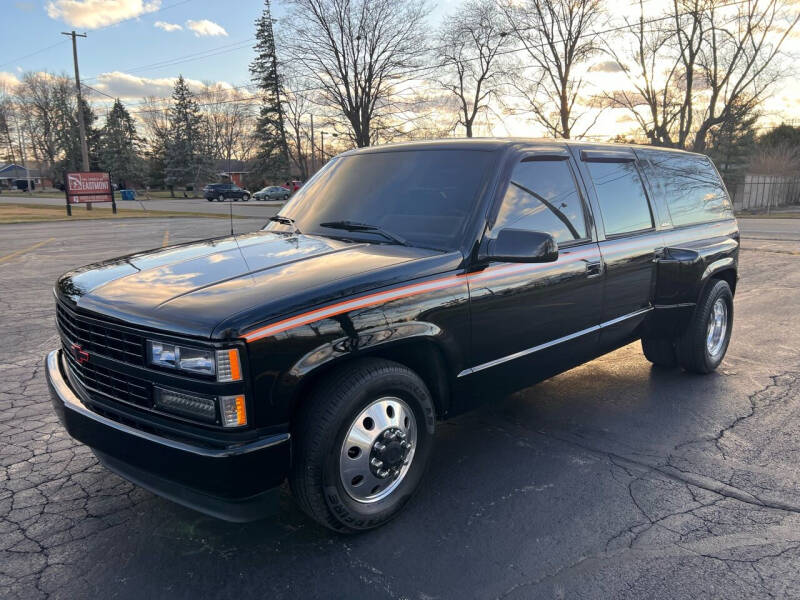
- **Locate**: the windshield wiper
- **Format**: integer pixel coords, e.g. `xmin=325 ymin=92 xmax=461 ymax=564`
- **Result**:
xmin=319 ymin=220 xmax=409 ymax=246
xmin=269 ymin=215 xmax=301 ymax=234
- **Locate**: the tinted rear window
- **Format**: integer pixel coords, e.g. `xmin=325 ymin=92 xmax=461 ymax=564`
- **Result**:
xmin=273 ymin=149 xmax=495 ymax=250
xmin=585 ymin=160 xmax=654 ymax=236
xmin=638 ymin=150 xmax=733 ymax=227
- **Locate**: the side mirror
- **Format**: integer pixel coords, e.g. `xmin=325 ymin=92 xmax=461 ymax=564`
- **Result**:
xmin=485 ymin=229 xmax=558 ymax=263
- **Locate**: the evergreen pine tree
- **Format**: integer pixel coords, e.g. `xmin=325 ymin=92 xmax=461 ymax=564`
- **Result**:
xmin=707 ymin=110 xmax=759 ymax=188
xmin=98 ymin=99 xmax=142 ymax=188
xmin=250 ymin=0 xmax=290 ymax=184
xmin=165 ymin=75 xmax=211 ymax=196
xmin=58 ymin=96 xmax=100 ymax=172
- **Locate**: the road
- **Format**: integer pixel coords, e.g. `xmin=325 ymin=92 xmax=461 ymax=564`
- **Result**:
xmin=1 ymin=217 xmax=799 ymax=599
xmin=0 ymin=194 xmax=284 ymax=218
xmin=737 ymin=217 xmax=800 ymax=241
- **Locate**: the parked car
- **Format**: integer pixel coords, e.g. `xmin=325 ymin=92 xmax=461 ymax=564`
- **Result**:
xmin=254 ymin=186 xmax=290 ymax=201
xmin=203 ymin=182 xmax=250 ymax=201
xmin=46 ymin=139 xmax=738 ymax=532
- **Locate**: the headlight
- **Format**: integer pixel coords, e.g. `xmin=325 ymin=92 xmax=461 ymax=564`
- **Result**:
xmin=147 ymin=341 xmax=242 ymax=381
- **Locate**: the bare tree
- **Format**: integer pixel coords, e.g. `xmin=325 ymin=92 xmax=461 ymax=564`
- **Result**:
xmin=281 ymin=0 xmax=431 ymax=147
xmin=436 ymin=0 xmax=510 ymax=137
xmin=691 ymin=0 xmax=799 ymax=151
xmin=199 ymin=84 xmax=256 ymax=170
xmin=0 ymin=82 xmax=18 ymax=164
xmin=281 ymin=76 xmax=313 ymax=179
xmin=607 ymin=0 xmax=799 ymax=150
xmin=500 ymin=0 xmax=604 ymax=138
xmin=603 ymin=1 xmax=689 ymax=146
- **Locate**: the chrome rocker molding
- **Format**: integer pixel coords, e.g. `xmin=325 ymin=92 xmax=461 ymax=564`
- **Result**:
xmin=458 ymin=307 xmax=654 ymax=377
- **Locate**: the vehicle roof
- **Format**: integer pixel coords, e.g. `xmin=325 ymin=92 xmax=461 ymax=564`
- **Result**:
xmin=340 ymin=137 xmax=706 ymax=158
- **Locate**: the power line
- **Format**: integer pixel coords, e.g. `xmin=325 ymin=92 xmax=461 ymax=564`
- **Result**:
xmin=0 ymin=41 xmax=68 ymax=69
xmin=82 ymin=37 xmax=257 ymax=83
xmin=89 ymin=0 xmax=759 ymax=113
xmin=2 ymin=0 xmax=196 ymax=71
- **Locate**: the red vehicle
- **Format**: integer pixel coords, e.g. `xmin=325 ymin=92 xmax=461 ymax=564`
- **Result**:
xmin=283 ymin=180 xmax=303 ymax=192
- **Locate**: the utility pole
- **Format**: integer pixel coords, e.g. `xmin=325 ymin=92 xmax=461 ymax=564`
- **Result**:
xmin=62 ymin=30 xmax=91 ymax=208
xmin=12 ymin=113 xmax=31 ymax=193
xmin=310 ymin=114 xmax=316 ymax=174
xmin=320 ymin=131 xmax=325 ymax=165
xmin=62 ymin=31 xmax=89 ymax=171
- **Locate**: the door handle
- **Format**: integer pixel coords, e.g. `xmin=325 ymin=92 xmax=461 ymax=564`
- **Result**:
xmin=584 ymin=260 xmax=603 ymax=278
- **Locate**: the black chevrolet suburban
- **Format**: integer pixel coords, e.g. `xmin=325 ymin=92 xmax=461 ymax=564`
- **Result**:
xmin=46 ymin=139 xmax=738 ymax=531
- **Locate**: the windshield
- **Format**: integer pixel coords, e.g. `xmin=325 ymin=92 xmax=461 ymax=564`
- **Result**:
xmin=267 ymin=149 xmax=496 ymax=251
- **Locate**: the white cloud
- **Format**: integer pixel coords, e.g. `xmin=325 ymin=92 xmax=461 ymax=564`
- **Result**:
xmin=0 ymin=72 xmax=21 ymax=89
xmin=46 ymin=0 xmax=161 ymax=29
xmin=154 ymin=20 xmax=182 ymax=32
xmin=185 ymin=19 xmax=228 ymax=37
xmin=94 ymin=71 xmax=232 ymax=99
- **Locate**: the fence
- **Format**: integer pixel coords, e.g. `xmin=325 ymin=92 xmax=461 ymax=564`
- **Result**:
xmin=732 ymin=174 xmax=800 ymax=212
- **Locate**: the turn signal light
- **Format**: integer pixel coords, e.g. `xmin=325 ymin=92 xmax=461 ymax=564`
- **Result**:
xmin=220 ymin=395 xmax=247 ymax=427
xmin=216 ymin=349 xmax=242 ymax=382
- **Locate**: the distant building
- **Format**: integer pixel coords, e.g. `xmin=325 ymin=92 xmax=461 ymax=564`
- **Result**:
xmin=214 ymin=159 xmax=249 ymax=187
xmin=0 ymin=164 xmax=52 ymax=189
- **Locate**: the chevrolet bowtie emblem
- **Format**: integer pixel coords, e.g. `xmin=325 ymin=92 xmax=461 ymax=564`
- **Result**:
xmin=70 ymin=343 xmax=89 ymax=365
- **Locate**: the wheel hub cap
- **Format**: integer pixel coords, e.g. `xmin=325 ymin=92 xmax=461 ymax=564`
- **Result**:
xmin=339 ymin=397 xmax=417 ymax=503
xmin=706 ymin=298 xmax=728 ymax=357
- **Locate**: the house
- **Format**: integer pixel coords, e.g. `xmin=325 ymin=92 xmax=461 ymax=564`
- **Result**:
xmin=0 ymin=164 xmax=54 ymax=189
xmin=214 ymin=159 xmax=249 ymax=187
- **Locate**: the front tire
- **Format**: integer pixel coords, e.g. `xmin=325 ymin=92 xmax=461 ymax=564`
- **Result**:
xmin=242 ymin=194 xmax=250 ymax=201
xmin=676 ymin=280 xmax=733 ymax=374
xmin=290 ymin=358 xmax=435 ymax=532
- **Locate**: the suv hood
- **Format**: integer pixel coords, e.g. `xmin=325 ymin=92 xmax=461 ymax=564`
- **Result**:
xmin=57 ymin=230 xmax=460 ymax=339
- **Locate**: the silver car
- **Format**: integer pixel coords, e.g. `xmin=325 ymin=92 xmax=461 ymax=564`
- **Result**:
xmin=254 ymin=186 xmax=290 ymax=201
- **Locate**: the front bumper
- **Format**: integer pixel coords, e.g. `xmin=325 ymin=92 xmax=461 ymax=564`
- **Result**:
xmin=46 ymin=349 xmax=290 ymax=522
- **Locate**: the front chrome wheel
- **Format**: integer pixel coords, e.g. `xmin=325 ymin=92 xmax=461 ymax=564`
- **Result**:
xmin=339 ymin=396 xmax=417 ymax=503
xmin=706 ymin=298 xmax=728 ymax=357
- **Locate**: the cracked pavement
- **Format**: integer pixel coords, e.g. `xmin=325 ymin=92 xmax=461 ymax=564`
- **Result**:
xmin=1 ymin=216 xmax=799 ymax=599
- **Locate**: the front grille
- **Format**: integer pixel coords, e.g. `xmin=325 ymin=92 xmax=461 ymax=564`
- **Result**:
xmin=56 ymin=303 xmax=145 ymax=365
xmin=62 ymin=342 xmax=153 ymax=409
xmin=57 ymin=302 xmax=152 ymax=410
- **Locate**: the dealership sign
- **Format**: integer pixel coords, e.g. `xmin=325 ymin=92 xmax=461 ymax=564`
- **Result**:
xmin=65 ymin=172 xmax=113 ymax=203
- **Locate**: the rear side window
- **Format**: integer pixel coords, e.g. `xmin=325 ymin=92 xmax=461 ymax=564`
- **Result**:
xmin=585 ymin=161 xmax=653 ymax=236
xmin=638 ymin=150 xmax=733 ymax=227
xmin=491 ymin=159 xmax=587 ymax=244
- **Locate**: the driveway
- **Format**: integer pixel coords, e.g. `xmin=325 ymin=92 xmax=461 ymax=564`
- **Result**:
xmin=1 ymin=217 xmax=799 ymax=599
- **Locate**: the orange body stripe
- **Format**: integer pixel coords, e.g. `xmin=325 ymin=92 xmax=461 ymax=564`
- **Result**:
xmin=242 ymin=247 xmax=600 ymax=343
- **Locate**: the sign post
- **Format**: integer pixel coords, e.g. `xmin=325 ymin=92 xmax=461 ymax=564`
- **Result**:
xmin=64 ymin=172 xmax=116 ymax=216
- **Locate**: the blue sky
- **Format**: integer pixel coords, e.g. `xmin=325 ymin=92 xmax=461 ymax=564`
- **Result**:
xmin=2 ymin=0 xmax=797 ymax=138
xmin=2 ymin=0 xmax=454 ymax=100
xmin=4 ymin=1 xmax=277 ymax=93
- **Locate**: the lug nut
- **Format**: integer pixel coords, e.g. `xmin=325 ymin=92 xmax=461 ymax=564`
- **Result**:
xmin=371 ymin=458 xmax=383 ymax=469
xmin=373 ymin=442 xmax=385 ymax=453
xmin=397 ymin=430 xmax=406 ymax=440
xmin=378 ymin=468 xmax=389 ymax=478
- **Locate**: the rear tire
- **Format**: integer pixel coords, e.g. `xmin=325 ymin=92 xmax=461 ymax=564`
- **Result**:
xmin=242 ymin=194 xmax=250 ymax=201
xmin=641 ymin=337 xmax=677 ymax=368
xmin=675 ymin=280 xmax=733 ymax=374
xmin=289 ymin=358 xmax=435 ymax=532
xmin=217 ymin=194 xmax=224 ymax=202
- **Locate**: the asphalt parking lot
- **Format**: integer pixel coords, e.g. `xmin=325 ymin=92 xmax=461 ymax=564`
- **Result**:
xmin=1 ymin=215 xmax=800 ymax=599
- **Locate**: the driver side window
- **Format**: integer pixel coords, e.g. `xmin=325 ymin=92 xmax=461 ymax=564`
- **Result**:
xmin=491 ymin=159 xmax=588 ymax=245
